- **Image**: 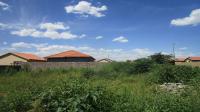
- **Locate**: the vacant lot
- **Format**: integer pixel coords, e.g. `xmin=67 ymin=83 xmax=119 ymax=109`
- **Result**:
xmin=0 ymin=61 xmax=200 ymax=112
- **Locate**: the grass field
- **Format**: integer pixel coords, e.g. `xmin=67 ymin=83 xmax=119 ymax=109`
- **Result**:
xmin=0 ymin=61 xmax=200 ymax=112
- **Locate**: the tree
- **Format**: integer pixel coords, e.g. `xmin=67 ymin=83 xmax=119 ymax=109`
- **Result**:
xmin=149 ymin=53 xmax=173 ymax=64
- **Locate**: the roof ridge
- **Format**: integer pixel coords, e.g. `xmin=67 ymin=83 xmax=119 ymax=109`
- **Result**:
xmin=45 ymin=50 xmax=93 ymax=58
xmin=13 ymin=52 xmax=45 ymax=61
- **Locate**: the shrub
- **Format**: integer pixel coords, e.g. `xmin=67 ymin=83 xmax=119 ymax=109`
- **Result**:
xmin=81 ymin=68 xmax=96 ymax=79
xmin=109 ymin=60 xmax=154 ymax=75
xmin=133 ymin=58 xmax=154 ymax=74
xmin=145 ymin=93 xmax=193 ymax=112
xmin=0 ymin=92 xmax=33 ymax=112
xmin=155 ymin=65 xmax=200 ymax=83
xmin=37 ymin=80 xmax=118 ymax=112
xmin=111 ymin=62 xmax=136 ymax=74
xmin=0 ymin=66 xmax=20 ymax=75
xmin=149 ymin=53 xmax=174 ymax=64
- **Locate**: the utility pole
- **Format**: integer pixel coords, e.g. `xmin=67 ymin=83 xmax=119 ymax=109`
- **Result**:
xmin=172 ymin=43 xmax=176 ymax=60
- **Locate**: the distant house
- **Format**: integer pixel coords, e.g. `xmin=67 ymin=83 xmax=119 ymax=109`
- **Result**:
xmin=175 ymin=57 xmax=200 ymax=67
xmin=97 ymin=58 xmax=113 ymax=63
xmin=0 ymin=53 xmax=45 ymax=65
xmin=185 ymin=57 xmax=200 ymax=62
xmin=45 ymin=50 xmax=95 ymax=62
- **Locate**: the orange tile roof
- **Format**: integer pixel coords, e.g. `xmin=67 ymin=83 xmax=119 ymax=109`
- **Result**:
xmin=188 ymin=57 xmax=200 ymax=61
xmin=45 ymin=50 xmax=94 ymax=59
xmin=13 ymin=53 xmax=45 ymax=61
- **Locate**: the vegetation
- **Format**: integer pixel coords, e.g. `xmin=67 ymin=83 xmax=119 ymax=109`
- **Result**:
xmin=0 ymin=54 xmax=200 ymax=112
xmin=149 ymin=52 xmax=174 ymax=64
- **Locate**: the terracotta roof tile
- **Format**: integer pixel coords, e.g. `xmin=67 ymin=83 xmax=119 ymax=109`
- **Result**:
xmin=13 ymin=53 xmax=45 ymax=61
xmin=188 ymin=57 xmax=200 ymax=61
xmin=45 ymin=50 xmax=94 ymax=59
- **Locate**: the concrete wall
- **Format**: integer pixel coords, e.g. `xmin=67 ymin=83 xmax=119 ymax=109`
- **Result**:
xmin=0 ymin=54 xmax=27 ymax=65
xmin=20 ymin=62 xmax=106 ymax=70
xmin=175 ymin=62 xmax=200 ymax=67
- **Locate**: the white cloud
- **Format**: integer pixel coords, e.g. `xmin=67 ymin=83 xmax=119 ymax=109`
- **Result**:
xmin=6 ymin=42 xmax=154 ymax=61
xmin=0 ymin=1 xmax=9 ymax=11
xmin=11 ymin=42 xmax=47 ymax=49
xmin=80 ymin=34 xmax=86 ymax=38
xmin=132 ymin=48 xmax=152 ymax=57
xmin=11 ymin=29 xmax=37 ymax=37
xmin=0 ymin=23 xmax=25 ymax=30
xmin=65 ymin=1 xmax=107 ymax=17
xmin=10 ymin=22 xmax=83 ymax=40
xmin=171 ymin=8 xmax=200 ymax=26
xmin=112 ymin=36 xmax=128 ymax=43
xmin=179 ymin=47 xmax=188 ymax=50
xmin=0 ymin=23 xmax=6 ymax=28
xmin=96 ymin=36 xmax=103 ymax=40
xmin=40 ymin=22 xmax=69 ymax=30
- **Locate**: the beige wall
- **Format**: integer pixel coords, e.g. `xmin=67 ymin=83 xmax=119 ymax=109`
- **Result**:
xmin=175 ymin=62 xmax=200 ymax=67
xmin=0 ymin=54 xmax=27 ymax=65
xmin=98 ymin=60 xmax=109 ymax=63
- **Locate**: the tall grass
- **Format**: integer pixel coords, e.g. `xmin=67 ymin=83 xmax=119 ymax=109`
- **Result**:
xmin=0 ymin=62 xmax=200 ymax=112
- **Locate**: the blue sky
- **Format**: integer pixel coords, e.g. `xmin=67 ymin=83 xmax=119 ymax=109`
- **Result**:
xmin=0 ymin=0 xmax=200 ymax=60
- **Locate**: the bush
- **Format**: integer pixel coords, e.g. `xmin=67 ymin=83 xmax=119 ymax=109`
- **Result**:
xmin=0 ymin=92 xmax=34 ymax=112
xmin=0 ymin=66 xmax=20 ymax=75
xmin=155 ymin=65 xmax=200 ymax=83
xmin=145 ymin=93 xmax=193 ymax=112
xmin=81 ymin=68 xmax=96 ymax=79
xmin=149 ymin=53 xmax=174 ymax=64
xmin=37 ymin=80 xmax=118 ymax=112
xmin=133 ymin=58 xmax=154 ymax=74
xmin=109 ymin=60 xmax=154 ymax=75
xmin=111 ymin=62 xmax=133 ymax=74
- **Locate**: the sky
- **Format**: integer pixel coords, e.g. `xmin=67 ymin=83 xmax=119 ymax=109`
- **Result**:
xmin=0 ymin=0 xmax=200 ymax=61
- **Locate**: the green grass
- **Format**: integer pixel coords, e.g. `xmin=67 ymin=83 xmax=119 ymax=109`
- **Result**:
xmin=0 ymin=63 xmax=200 ymax=112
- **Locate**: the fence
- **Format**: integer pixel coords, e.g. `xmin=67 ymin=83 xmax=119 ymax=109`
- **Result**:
xmin=20 ymin=62 xmax=107 ymax=70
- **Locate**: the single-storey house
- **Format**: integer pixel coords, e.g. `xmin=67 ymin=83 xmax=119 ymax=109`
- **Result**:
xmin=175 ymin=57 xmax=200 ymax=63
xmin=185 ymin=57 xmax=200 ymax=62
xmin=45 ymin=50 xmax=95 ymax=62
xmin=0 ymin=53 xmax=45 ymax=65
xmin=97 ymin=58 xmax=113 ymax=63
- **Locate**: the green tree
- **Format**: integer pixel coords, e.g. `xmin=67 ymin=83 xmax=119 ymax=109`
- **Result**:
xmin=149 ymin=53 xmax=173 ymax=64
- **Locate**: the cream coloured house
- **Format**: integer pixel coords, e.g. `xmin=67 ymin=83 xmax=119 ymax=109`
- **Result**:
xmin=97 ymin=58 xmax=113 ymax=63
xmin=175 ymin=57 xmax=200 ymax=67
xmin=0 ymin=53 xmax=45 ymax=65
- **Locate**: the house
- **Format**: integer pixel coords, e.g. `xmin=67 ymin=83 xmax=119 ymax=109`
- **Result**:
xmin=0 ymin=53 xmax=45 ymax=65
xmin=175 ymin=57 xmax=200 ymax=67
xmin=45 ymin=50 xmax=95 ymax=62
xmin=97 ymin=58 xmax=113 ymax=63
xmin=185 ymin=57 xmax=200 ymax=62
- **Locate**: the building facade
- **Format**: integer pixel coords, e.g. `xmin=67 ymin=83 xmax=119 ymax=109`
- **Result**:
xmin=45 ymin=50 xmax=95 ymax=62
xmin=0 ymin=53 xmax=45 ymax=65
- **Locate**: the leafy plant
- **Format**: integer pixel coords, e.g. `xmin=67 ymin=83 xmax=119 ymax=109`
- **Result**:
xmin=155 ymin=65 xmax=200 ymax=83
xmin=38 ymin=80 xmax=117 ymax=112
